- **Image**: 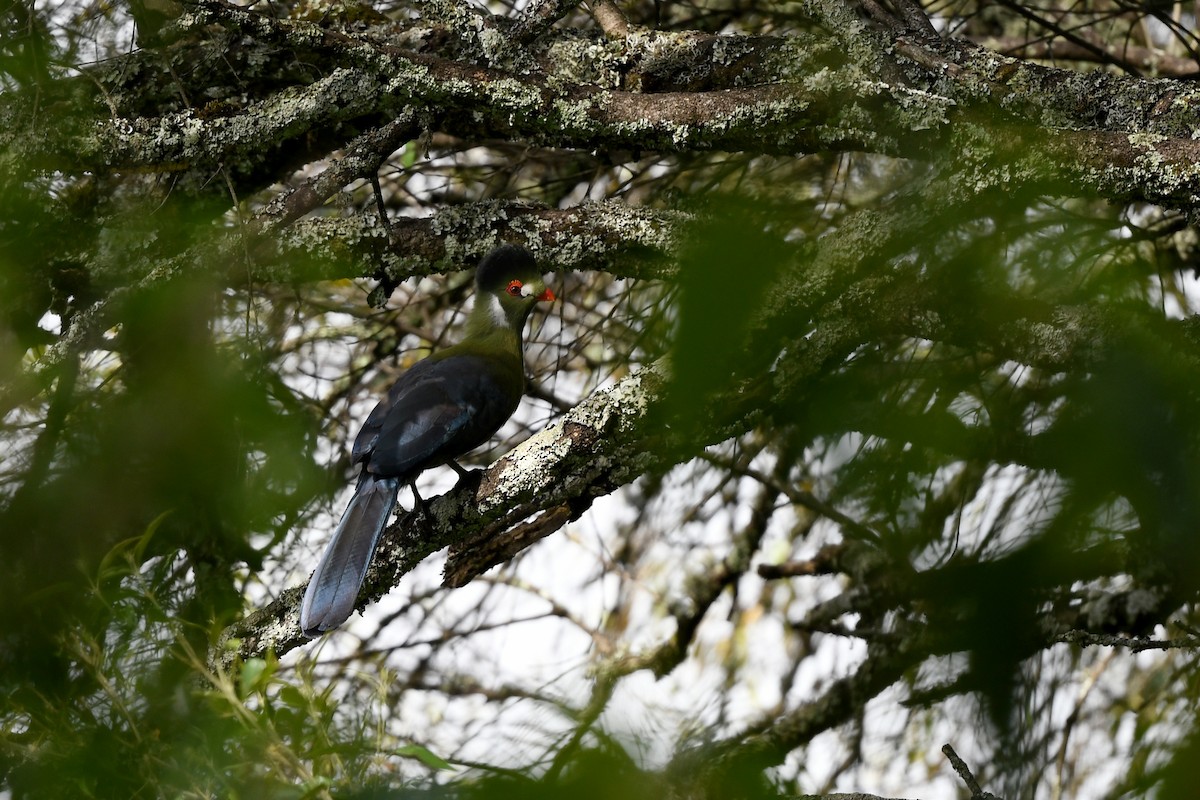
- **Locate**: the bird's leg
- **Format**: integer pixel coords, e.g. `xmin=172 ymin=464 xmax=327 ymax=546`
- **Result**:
xmin=448 ymin=459 xmax=473 ymax=484
xmin=370 ymin=175 xmax=389 ymax=229
xmin=409 ymin=481 xmax=430 ymax=528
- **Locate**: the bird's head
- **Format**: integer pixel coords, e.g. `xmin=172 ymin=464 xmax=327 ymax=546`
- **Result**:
xmin=473 ymin=244 xmax=556 ymax=331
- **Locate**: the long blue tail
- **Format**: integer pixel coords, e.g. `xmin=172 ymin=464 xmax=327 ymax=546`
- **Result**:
xmin=300 ymin=473 xmax=401 ymax=636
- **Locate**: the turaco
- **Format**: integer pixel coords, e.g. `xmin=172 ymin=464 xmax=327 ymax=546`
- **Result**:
xmin=300 ymin=244 xmax=556 ymax=636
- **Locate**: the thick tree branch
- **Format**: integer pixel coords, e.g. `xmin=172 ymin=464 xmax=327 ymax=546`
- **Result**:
xmin=2 ymin=200 xmax=681 ymax=417
xmin=510 ymin=0 xmax=583 ymax=45
xmin=211 ymin=361 xmax=676 ymax=670
xmin=14 ymin=67 xmax=921 ymax=171
xmin=7 ymin=1 xmax=1200 ymax=210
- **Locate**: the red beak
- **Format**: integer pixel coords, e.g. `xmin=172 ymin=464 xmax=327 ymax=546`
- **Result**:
xmin=538 ymin=287 xmax=556 ymax=302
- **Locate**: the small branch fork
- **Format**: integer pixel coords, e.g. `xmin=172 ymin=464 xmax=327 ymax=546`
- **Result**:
xmin=254 ymin=115 xmax=417 ymax=233
xmin=857 ymin=0 xmax=939 ymax=40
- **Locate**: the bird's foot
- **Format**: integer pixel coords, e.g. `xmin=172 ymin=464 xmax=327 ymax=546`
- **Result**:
xmin=448 ymin=460 xmax=484 ymax=493
xmin=448 ymin=459 xmax=471 ymax=481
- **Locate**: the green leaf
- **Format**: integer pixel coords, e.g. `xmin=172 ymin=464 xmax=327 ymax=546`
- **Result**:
xmin=239 ymin=657 xmax=273 ymax=698
xmin=95 ymin=510 xmax=173 ymax=587
xmin=400 ymin=142 xmax=417 ymax=169
xmin=667 ymin=194 xmax=790 ymax=434
xmin=277 ymin=684 xmax=308 ymax=710
xmin=394 ymin=743 xmax=456 ymax=771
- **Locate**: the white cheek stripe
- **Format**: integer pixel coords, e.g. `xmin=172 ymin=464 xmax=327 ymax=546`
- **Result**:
xmin=487 ymin=294 xmax=508 ymax=326
xmin=520 ymin=284 xmax=536 ymax=297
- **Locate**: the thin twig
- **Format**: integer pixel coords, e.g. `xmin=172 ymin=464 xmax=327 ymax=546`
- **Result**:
xmin=942 ymin=744 xmax=1000 ymax=799
xmin=1056 ymin=629 xmax=1200 ymax=652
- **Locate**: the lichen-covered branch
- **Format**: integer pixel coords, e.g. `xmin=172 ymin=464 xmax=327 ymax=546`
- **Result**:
xmin=2 ymin=200 xmax=681 ymax=416
xmin=9 ymin=0 xmax=1200 ymax=210
xmin=212 ymin=360 xmax=675 ymax=670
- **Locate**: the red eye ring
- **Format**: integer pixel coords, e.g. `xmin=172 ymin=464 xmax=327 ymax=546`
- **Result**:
xmin=506 ymin=280 xmax=523 ymax=297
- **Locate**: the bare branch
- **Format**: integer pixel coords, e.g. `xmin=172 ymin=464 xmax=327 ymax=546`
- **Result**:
xmin=942 ymin=744 xmax=1002 ymax=799
xmin=587 ymin=0 xmax=629 ymax=37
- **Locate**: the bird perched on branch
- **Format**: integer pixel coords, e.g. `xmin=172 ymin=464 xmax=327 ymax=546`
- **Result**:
xmin=300 ymin=244 xmax=556 ymax=636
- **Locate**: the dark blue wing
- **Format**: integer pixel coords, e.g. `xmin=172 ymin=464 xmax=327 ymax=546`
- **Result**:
xmin=353 ymin=353 xmax=523 ymax=480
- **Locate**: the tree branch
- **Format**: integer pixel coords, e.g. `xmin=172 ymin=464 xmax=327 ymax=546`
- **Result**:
xmin=586 ymin=0 xmax=628 ymax=37
xmin=942 ymin=744 xmax=1001 ymax=799
xmin=2 ymin=200 xmax=681 ymax=418
xmin=8 ymin=2 xmax=1200 ymax=210
xmin=667 ymin=639 xmax=924 ymax=788
xmin=211 ymin=361 xmax=676 ymax=671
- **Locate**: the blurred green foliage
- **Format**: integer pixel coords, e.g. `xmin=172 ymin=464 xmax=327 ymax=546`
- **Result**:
xmin=668 ymin=195 xmax=790 ymax=432
xmin=0 ymin=270 xmax=329 ymax=794
xmin=0 ymin=26 xmax=330 ymax=786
